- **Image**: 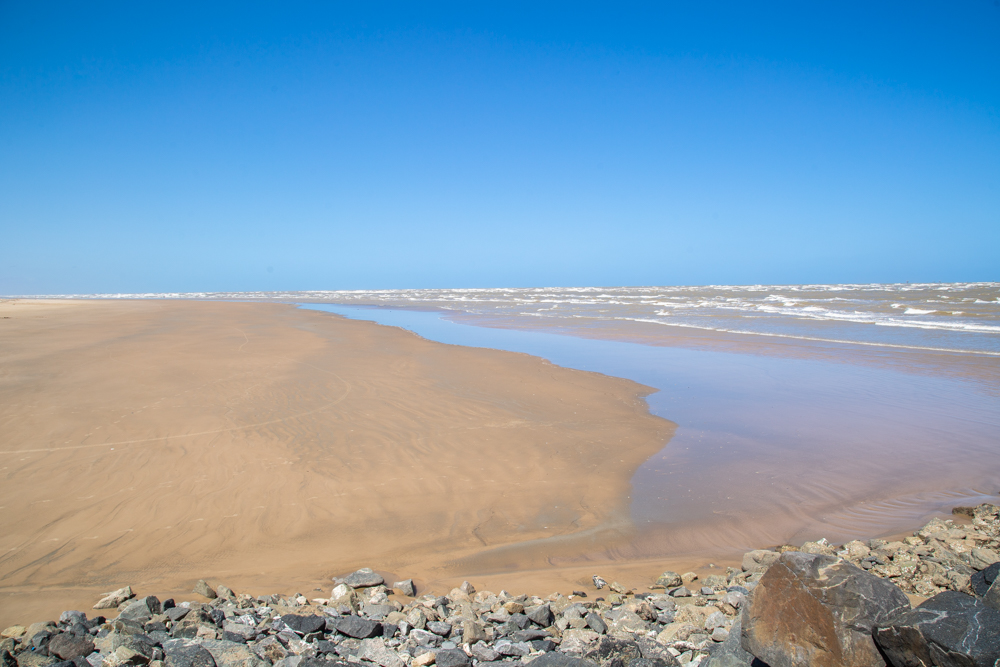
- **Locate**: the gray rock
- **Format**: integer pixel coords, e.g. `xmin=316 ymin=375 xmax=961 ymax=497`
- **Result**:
xmin=48 ymin=634 xmax=95 ymax=661
xmin=704 ymin=617 xmax=757 ymax=667
xmin=584 ymin=636 xmax=676 ymax=667
xmin=220 ymin=623 xmax=255 ymax=643
xmin=59 ymin=612 xmax=87 ymax=625
xmin=162 ymin=640 xmax=216 ymax=667
xmin=526 ymin=604 xmax=553 ymax=627
xmin=669 ymin=587 xmax=690 ymax=598
xmin=741 ymin=551 xmax=911 ymax=667
xmin=279 ymin=615 xmax=325 ymax=636
xmin=470 ymin=643 xmax=498 ymax=662
xmin=357 ymin=638 xmax=404 ymax=667
xmin=333 ymin=616 xmax=381 ymax=639
xmin=120 ymin=598 xmax=161 ymax=622
xmin=426 ymin=622 xmax=451 ymax=637
xmin=337 ymin=569 xmax=384 ymax=588
xmin=392 ymin=580 xmax=416 ymax=597
xmin=193 ymin=581 xmax=217 ymax=600
xmin=874 ymin=590 xmax=1000 ymax=667
xmin=494 ymin=641 xmax=531 ymax=657
xmin=433 ymin=650 xmax=470 ymax=667
xmin=409 ymin=630 xmax=440 ymax=647
xmin=592 ymin=576 xmax=607 ymax=590
xmin=197 ymin=641 xmax=265 ymax=667
xmin=15 ymin=654 xmax=56 ymax=667
xmin=585 ymin=613 xmax=607 ymax=635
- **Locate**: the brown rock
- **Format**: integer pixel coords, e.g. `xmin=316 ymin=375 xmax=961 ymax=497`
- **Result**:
xmin=741 ymin=551 xmax=911 ymax=667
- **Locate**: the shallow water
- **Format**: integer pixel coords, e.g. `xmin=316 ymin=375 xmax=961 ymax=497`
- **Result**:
xmin=300 ymin=303 xmax=1000 ymax=558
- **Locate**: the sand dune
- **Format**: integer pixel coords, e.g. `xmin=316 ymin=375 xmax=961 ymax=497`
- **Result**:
xmin=0 ymin=299 xmax=674 ymax=625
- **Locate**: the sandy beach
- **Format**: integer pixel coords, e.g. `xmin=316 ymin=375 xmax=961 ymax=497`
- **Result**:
xmin=0 ymin=299 xmax=676 ymax=627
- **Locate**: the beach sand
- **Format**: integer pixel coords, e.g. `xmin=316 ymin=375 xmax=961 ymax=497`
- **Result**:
xmin=0 ymin=299 xmax=677 ymax=627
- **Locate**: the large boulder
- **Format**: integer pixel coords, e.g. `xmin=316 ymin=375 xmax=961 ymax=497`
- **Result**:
xmin=741 ymin=551 xmax=910 ymax=667
xmin=873 ymin=591 xmax=1000 ymax=667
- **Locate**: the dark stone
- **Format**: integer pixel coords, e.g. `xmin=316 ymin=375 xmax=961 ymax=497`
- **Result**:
xmin=208 ymin=610 xmax=225 ymax=627
xmin=162 ymin=640 xmax=217 ymax=667
xmin=529 ymin=655 xmax=599 ymax=667
xmin=435 ymin=649 xmax=471 ymax=667
xmin=0 ymin=654 xmax=15 ymax=667
xmin=120 ymin=597 xmax=162 ymax=621
xmin=704 ymin=616 xmax=757 ymax=667
xmin=164 ymin=608 xmax=189 ymax=624
xmin=47 ymin=635 xmax=95 ymax=661
xmin=741 ymin=551 xmax=910 ymax=667
xmin=572 ymin=591 xmax=588 ymax=598
xmin=144 ymin=623 xmax=167 ymax=634
xmin=220 ymin=632 xmax=246 ymax=644
xmin=525 ymin=604 xmax=553 ymax=627
xmin=512 ymin=630 xmax=549 ymax=642
xmin=280 ymin=616 xmax=326 ymax=636
xmin=530 ymin=640 xmax=557 ymax=652
xmin=162 ymin=599 xmax=176 ymax=610
xmin=509 ymin=614 xmax=530 ymax=630
xmin=315 ymin=641 xmax=337 ymax=654
xmin=873 ymin=590 xmax=1000 ymax=667
xmin=584 ymin=636 xmax=680 ymax=667
xmin=585 ymin=613 xmax=607 ymax=635
xmin=426 ymin=622 xmax=452 ymax=637
xmin=333 ymin=616 xmax=381 ymax=639
xmin=381 ymin=623 xmax=397 ymax=638
xmin=31 ymin=631 xmax=54 ymax=651
xmin=970 ymin=562 xmax=1000 ymax=597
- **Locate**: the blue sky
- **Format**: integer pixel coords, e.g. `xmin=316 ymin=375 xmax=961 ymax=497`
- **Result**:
xmin=2 ymin=2 xmax=998 ymax=293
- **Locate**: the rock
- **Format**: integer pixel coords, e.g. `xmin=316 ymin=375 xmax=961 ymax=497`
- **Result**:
xmin=104 ymin=647 xmax=150 ymax=667
xmin=458 ymin=581 xmax=475 ymax=595
xmin=392 ymin=580 xmax=416 ymax=597
xmin=656 ymin=623 xmax=698 ymax=644
xmin=357 ymin=638 xmax=404 ymax=667
xmin=196 ymin=641 xmax=263 ymax=667
xmin=968 ymin=548 xmax=999 ymax=572
xmin=560 ymin=628 xmax=600 ymax=654
xmin=460 ymin=621 xmax=486 ymax=644
xmin=593 ymin=576 xmax=608 ymax=590
xmin=711 ymin=628 xmax=729 ymax=643
xmin=279 ymin=615 xmax=325 ymax=636
xmin=426 ymin=622 xmax=451 ymax=637
xmin=120 ymin=598 xmax=161 ymax=621
xmin=656 ymin=572 xmax=683 ymax=589
xmin=495 ymin=640 xmax=531 ymax=657
xmin=984 ymin=578 xmax=1000 ymax=610
xmin=970 ymin=562 xmax=999 ymax=597
xmin=669 ymin=587 xmax=690 ymax=598
xmin=48 ymin=634 xmax=95 ymax=660
xmin=703 ymin=613 xmax=726 ymax=631
xmin=585 ymin=613 xmax=607 ymax=635
xmin=741 ymin=551 xmax=911 ymax=667
xmin=192 ymin=581 xmax=217 ymax=600
xmin=94 ymin=587 xmax=134 ymax=610
xmin=530 ymin=655 xmax=599 ymax=667
xmin=215 ymin=586 xmax=235 ymax=601
xmin=526 ymin=603 xmax=554 ymax=627
xmin=333 ymin=616 xmax=381 ymax=639
xmin=162 ymin=640 xmax=216 ymax=667
xmin=741 ymin=551 xmax=779 ymax=574
xmin=703 ymin=617 xmax=754 ymax=667
xmin=409 ymin=629 xmax=439 ymax=647
xmin=681 ymin=573 xmax=698 ymax=585
xmin=1 ymin=628 xmax=25 ymax=639
xmin=433 ymin=650 xmax=469 ymax=667
xmin=15 ymin=653 xmax=56 ymax=667
xmin=337 ymin=569 xmax=384 ymax=588
xmin=873 ymin=590 xmax=1000 ymax=667
xmin=250 ymin=637 xmax=286 ymax=663
xmin=164 ymin=608 xmax=190 ymax=623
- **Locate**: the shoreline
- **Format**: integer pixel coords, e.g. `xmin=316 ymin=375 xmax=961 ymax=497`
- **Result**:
xmin=3 ymin=504 xmax=997 ymax=667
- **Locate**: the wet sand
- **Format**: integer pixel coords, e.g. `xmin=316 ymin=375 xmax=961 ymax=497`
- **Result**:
xmin=0 ymin=299 xmax=674 ymax=627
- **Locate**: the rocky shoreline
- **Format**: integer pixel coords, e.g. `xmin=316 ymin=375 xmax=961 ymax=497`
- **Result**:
xmin=3 ymin=505 xmax=999 ymax=667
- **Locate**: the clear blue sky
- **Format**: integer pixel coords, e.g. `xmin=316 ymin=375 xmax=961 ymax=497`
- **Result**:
xmin=2 ymin=2 xmax=998 ymax=293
